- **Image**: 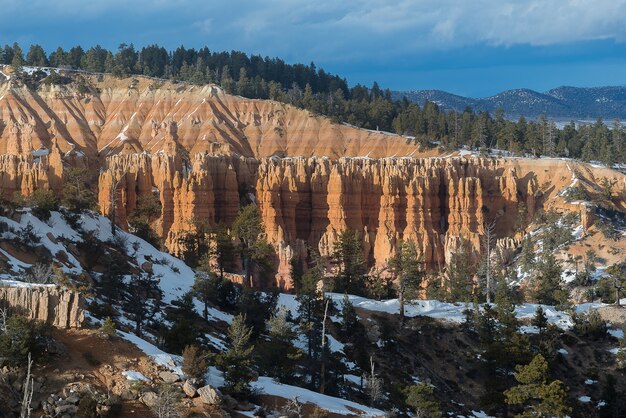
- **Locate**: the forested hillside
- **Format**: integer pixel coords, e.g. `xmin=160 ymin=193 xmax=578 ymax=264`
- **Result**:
xmin=2 ymin=42 xmax=626 ymax=165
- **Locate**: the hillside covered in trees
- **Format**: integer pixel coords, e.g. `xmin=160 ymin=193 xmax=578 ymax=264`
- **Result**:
xmin=2 ymin=42 xmax=626 ymax=165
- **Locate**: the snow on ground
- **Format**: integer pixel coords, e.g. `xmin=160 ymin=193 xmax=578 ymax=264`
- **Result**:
xmin=558 ymin=348 xmax=569 ymax=355
xmin=279 ymin=292 xmax=609 ymax=332
xmin=122 ymin=370 xmax=150 ymax=382
xmin=326 ymin=293 xmax=468 ymax=323
xmin=251 ymin=376 xmax=385 ymax=417
xmin=0 ymin=211 xmax=84 ymax=274
xmin=206 ymin=333 xmax=228 ymax=352
xmin=608 ymin=328 xmax=624 ymax=339
xmin=579 ymin=395 xmax=591 ymax=403
xmin=0 ymin=209 xmax=231 ymax=324
xmin=121 ymin=328 xmax=382 ymax=417
xmin=470 ymin=411 xmax=495 ymax=418
xmin=585 ymin=379 xmax=598 ymax=385
xmin=519 ymin=325 xmax=540 ymax=334
xmin=118 ymin=330 xmax=183 ymax=377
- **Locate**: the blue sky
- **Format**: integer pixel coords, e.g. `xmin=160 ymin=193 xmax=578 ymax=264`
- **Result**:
xmin=2 ymin=0 xmax=626 ymax=97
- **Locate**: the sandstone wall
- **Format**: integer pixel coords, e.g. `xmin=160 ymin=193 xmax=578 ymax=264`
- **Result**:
xmin=97 ymin=153 xmax=550 ymax=289
xmin=0 ymin=286 xmax=85 ymax=328
xmin=0 ymin=76 xmax=427 ymax=159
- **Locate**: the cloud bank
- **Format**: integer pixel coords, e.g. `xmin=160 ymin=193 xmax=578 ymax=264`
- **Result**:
xmin=2 ymin=0 xmax=626 ymax=94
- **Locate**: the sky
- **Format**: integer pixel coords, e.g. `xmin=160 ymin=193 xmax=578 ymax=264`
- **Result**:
xmin=2 ymin=0 xmax=626 ymax=97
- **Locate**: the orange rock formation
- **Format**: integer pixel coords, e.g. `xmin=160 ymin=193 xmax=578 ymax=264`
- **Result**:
xmin=2 ymin=73 xmax=626 ymax=290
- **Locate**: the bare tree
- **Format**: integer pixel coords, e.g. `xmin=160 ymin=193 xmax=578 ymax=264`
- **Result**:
xmin=482 ymin=220 xmax=496 ymax=304
xmin=0 ymin=307 xmax=7 ymax=332
xmin=26 ymin=263 xmax=54 ymax=284
xmin=320 ymin=299 xmax=330 ymax=394
xmin=20 ymin=353 xmax=34 ymax=418
xmin=152 ymin=384 xmax=181 ymax=418
xmin=365 ymin=356 xmax=383 ymax=406
xmin=280 ymin=396 xmax=303 ymax=418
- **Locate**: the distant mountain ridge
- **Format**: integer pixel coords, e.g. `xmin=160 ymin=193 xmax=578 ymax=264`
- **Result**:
xmin=393 ymin=86 xmax=626 ymax=120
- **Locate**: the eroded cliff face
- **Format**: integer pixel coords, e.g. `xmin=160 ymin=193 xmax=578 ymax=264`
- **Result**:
xmin=0 ymin=286 xmax=84 ymax=328
xmin=0 ymin=144 xmax=64 ymax=198
xmin=97 ymin=153 xmax=615 ymax=289
xmin=2 ymin=73 xmax=626 ymax=291
xmin=0 ymin=75 xmax=427 ymax=159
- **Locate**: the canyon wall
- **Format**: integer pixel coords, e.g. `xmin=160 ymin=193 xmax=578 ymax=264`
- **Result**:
xmin=0 ymin=75 xmax=427 ymax=159
xmin=0 ymin=285 xmax=85 ymax=328
xmin=97 ymin=153 xmax=553 ymax=288
xmin=2 ymin=73 xmax=626 ymax=290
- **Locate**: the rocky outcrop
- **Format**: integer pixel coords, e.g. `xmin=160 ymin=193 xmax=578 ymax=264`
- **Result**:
xmin=0 ymin=285 xmax=84 ymax=328
xmin=96 ymin=153 xmax=564 ymax=289
xmin=3 ymin=74 xmax=626 ymax=291
xmin=0 ymin=75 xmax=425 ymax=159
xmin=0 ymin=144 xmax=64 ymax=198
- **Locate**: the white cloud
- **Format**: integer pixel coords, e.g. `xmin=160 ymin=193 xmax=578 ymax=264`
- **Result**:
xmin=2 ymin=0 xmax=626 ymax=61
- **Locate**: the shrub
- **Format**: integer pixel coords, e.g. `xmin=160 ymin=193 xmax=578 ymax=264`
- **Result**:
xmin=76 ymin=394 xmax=98 ymax=418
xmin=182 ymin=345 xmax=209 ymax=382
xmin=29 ymin=189 xmax=59 ymax=221
xmin=572 ymin=310 xmax=608 ymax=340
xmin=0 ymin=316 xmax=49 ymax=365
xmin=100 ymin=317 xmax=117 ymax=338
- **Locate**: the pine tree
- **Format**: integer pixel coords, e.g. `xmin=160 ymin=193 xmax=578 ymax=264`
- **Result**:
xmin=531 ymin=249 xmax=567 ymax=308
xmin=504 ymin=354 xmax=571 ymax=418
xmin=26 ymin=44 xmax=48 ymax=67
xmin=340 ymin=293 xmax=358 ymax=332
xmin=404 ymin=383 xmax=441 ymax=418
xmin=388 ymin=240 xmax=424 ymax=326
xmin=123 ymin=272 xmax=162 ymax=337
xmin=255 ymin=307 xmax=302 ymax=382
xmin=10 ymin=42 xmax=24 ymax=70
xmin=232 ymin=205 xmax=273 ymax=287
xmin=192 ymin=271 xmax=218 ymax=320
xmin=100 ymin=317 xmax=117 ymax=338
xmin=445 ymin=239 xmax=475 ymax=302
xmin=211 ymin=224 xmax=236 ymax=279
xmin=217 ymin=314 xmax=255 ymax=397
xmin=332 ymin=230 xmax=367 ymax=294
xmin=531 ymin=306 xmax=548 ymax=335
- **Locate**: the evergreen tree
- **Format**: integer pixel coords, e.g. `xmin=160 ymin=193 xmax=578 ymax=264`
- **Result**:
xmin=504 ymin=354 xmax=571 ymax=418
xmin=331 ymin=230 xmax=367 ymax=294
xmin=531 ymin=306 xmax=548 ymax=335
xmin=217 ymin=314 xmax=255 ymax=397
xmin=255 ymin=307 xmax=302 ymax=383
xmin=182 ymin=345 xmax=209 ymax=382
xmin=388 ymin=240 xmax=424 ymax=325
xmin=61 ymin=167 xmax=97 ymax=214
xmin=404 ymin=383 xmax=442 ymax=418
xmin=160 ymin=293 xmax=200 ymax=353
xmin=232 ymin=205 xmax=273 ymax=287
xmin=10 ymin=42 xmax=24 ymax=70
xmin=26 ymin=44 xmax=48 ymax=67
xmin=0 ymin=316 xmax=48 ymax=365
xmin=192 ymin=271 xmax=218 ymax=320
xmin=340 ymin=293 xmax=358 ymax=333
xmin=211 ymin=224 xmax=236 ymax=279
xmin=123 ymin=272 xmax=162 ymax=336
xmin=531 ymin=250 xmax=568 ymax=308
xmin=444 ymin=239 xmax=475 ymax=302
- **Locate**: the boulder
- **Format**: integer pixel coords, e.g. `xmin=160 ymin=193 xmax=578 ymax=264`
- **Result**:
xmin=159 ymin=371 xmax=180 ymax=384
xmin=54 ymin=404 xmax=78 ymax=415
xmin=197 ymin=385 xmax=222 ymax=405
xmin=183 ymin=380 xmax=198 ymax=398
xmin=141 ymin=391 xmax=159 ymax=408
